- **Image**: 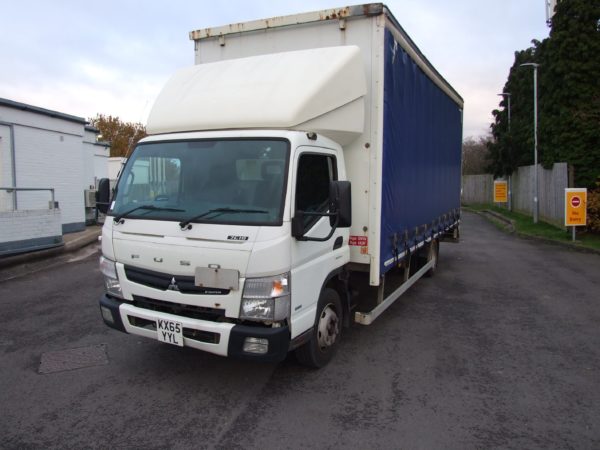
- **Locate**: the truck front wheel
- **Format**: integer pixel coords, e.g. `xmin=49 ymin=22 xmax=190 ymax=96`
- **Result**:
xmin=296 ymin=288 xmax=342 ymax=368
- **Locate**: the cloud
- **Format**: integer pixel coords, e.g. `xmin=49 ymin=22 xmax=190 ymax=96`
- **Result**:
xmin=1 ymin=69 xmax=165 ymax=124
xmin=76 ymin=61 xmax=120 ymax=85
xmin=0 ymin=0 xmax=550 ymax=138
xmin=462 ymin=88 xmax=497 ymax=139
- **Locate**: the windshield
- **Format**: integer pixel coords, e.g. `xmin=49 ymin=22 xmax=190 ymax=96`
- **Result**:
xmin=110 ymin=139 xmax=289 ymax=226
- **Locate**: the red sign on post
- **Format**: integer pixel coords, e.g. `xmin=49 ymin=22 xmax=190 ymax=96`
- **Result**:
xmin=571 ymin=196 xmax=581 ymax=208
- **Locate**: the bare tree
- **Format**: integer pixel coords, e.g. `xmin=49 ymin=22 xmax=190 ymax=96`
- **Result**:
xmin=462 ymin=135 xmax=492 ymax=175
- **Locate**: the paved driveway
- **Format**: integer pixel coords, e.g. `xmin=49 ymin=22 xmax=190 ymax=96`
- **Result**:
xmin=1 ymin=211 xmax=599 ymax=449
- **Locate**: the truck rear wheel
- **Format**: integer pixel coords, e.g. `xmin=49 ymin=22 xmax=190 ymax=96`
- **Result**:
xmin=295 ymin=288 xmax=342 ymax=368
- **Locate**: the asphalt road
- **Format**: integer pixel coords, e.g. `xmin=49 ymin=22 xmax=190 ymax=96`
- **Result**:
xmin=1 ymin=211 xmax=599 ymax=449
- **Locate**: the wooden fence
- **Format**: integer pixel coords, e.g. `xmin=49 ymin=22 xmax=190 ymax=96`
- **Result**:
xmin=462 ymin=174 xmax=494 ymax=205
xmin=462 ymin=162 xmax=569 ymax=226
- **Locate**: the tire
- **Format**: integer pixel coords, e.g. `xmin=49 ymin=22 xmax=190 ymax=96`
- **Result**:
xmin=295 ymin=288 xmax=342 ymax=368
xmin=424 ymin=239 xmax=439 ymax=278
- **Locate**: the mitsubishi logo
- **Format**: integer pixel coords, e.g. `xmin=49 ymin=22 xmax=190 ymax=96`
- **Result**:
xmin=167 ymin=277 xmax=180 ymax=291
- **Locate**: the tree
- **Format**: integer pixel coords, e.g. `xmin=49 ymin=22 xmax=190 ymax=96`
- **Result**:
xmin=462 ymin=136 xmax=492 ymax=175
xmin=540 ymin=0 xmax=600 ymax=188
xmin=487 ymin=44 xmax=539 ymax=177
xmin=89 ymin=114 xmax=147 ymax=157
xmin=489 ymin=0 xmax=600 ymax=188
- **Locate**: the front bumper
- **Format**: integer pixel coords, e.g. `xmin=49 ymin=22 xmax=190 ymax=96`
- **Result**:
xmin=99 ymin=295 xmax=289 ymax=362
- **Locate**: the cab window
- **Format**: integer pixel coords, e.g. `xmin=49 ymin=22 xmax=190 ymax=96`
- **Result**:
xmin=295 ymin=153 xmax=337 ymax=228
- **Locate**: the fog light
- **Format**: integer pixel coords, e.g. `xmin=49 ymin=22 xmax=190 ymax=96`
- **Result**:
xmin=243 ymin=337 xmax=269 ymax=355
xmin=101 ymin=306 xmax=114 ymax=324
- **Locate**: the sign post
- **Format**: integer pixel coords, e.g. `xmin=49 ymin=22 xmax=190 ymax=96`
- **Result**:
xmin=565 ymin=188 xmax=587 ymax=241
xmin=494 ymin=180 xmax=508 ymax=204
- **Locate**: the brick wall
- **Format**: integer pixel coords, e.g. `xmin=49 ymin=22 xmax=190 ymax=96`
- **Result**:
xmin=0 ymin=209 xmax=62 ymax=255
xmin=14 ymin=126 xmax=85 ymax=228
xmin=83 ymin=129 xmax=109 ymax=189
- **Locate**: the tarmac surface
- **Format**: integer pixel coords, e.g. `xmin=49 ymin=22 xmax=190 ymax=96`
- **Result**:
xmin=0 ymin=212 xmax=599 ymax=449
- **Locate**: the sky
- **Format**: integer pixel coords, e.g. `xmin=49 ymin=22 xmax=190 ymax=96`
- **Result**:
xmin=0 ymin=1 xmax=551 ymax=139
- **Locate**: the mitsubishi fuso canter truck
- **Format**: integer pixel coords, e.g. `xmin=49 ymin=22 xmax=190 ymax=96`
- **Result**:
xmin=96 ymin=3 xmax=463 ymax=368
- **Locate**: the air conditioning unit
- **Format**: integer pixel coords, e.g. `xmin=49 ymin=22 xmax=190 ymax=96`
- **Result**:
xmin=84 ymin=189 xmax=97 ymax=207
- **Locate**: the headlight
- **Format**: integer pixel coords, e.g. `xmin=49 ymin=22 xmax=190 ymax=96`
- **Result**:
xmin=99 ymin=256 xmax=123 ymax=299
xmin=240 ymin=272 xmax=290 ymax=322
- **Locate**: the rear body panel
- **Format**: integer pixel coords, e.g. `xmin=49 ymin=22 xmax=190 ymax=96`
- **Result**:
xmin=188 ymin=6 xmax=463 ymax=284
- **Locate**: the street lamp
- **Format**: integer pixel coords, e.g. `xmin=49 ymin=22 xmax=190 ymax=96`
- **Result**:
xmin=497 ymin=92 xmax=512 ymax=210
xmin=520 ymin=62 xmax=540 ymax=224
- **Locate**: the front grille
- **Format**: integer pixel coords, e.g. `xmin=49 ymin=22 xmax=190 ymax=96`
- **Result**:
xmin=131 ymin=295 xmax=225 ymax=321
xmin=124 ymin=265 xmax=230 ymax=295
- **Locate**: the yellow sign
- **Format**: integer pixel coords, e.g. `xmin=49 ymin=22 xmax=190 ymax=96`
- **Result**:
xmin=565 ymin=188 xmax=587 ymax=226
xmin=494 ymin=180 xmax=508 ymax=203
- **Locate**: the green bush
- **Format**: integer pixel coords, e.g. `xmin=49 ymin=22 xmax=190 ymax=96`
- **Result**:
xmin=588 ymin=180 xmax=600 ymax=233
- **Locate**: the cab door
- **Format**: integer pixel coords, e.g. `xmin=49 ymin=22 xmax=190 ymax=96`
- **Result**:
xmin=289 ymin=147 xmax=349 ymax=338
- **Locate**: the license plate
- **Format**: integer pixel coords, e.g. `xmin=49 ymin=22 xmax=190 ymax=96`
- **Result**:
xmin=195 ymin=267 xmax=239 ymax=290
xmin=156 ymin=318 xmax=183 ymax=347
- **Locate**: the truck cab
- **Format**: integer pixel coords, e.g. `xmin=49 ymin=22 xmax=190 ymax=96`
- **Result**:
xmin=99 ymin=129 xmax=352 ymax=366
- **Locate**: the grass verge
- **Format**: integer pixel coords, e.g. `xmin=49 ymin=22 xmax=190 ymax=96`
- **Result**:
xmin=464 ymin=204 xmax=600 ymax=251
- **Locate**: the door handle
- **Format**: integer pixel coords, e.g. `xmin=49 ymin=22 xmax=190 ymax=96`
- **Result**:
xmin=333 ymin=236 xmax=343 ymax=250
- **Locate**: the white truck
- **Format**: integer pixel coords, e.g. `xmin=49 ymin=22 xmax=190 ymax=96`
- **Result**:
xmin=97 ymin=3 xmax=463 ymax=367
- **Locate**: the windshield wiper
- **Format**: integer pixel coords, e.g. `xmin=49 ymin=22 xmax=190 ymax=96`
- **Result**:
xmin=113 ymin=205 xmax=185 ymax=224
xmin=179 ymin=207 xmax=268 ymax=229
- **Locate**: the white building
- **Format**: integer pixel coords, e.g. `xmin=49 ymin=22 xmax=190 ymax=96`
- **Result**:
xmin=108 ymin=156 xmax=126 ymax=181
xmin=83 ymin=125 xmax=110 ymax=190
xmin=0 ymin=98 xmax=109 ymax=255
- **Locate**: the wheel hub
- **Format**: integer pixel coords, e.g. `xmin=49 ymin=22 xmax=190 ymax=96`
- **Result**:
xmin=317 ymin=304 xmax=339 ymax=350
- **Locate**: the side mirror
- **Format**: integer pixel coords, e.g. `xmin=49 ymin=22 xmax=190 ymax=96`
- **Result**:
xmin=291 ymin=211 xmax=305 ymax=239
xmin=291 ymin=181 xmax=352 ymax=242
xmin=96 ymin=178 xmax=111 ymax=214
xmin=329 ymin=181 xmax=351 ymax=228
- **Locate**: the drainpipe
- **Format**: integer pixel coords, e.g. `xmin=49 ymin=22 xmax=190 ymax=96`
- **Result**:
xmin=0 ymin=121 xmax=17 ymax=210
